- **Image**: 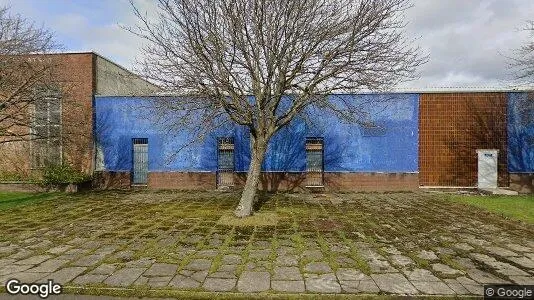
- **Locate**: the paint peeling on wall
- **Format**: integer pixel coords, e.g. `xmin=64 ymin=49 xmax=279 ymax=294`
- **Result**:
xmin=94 ymin=94 xmax=420 ymax=173
xmin=508 ymin=92 xmax=534 ymax=172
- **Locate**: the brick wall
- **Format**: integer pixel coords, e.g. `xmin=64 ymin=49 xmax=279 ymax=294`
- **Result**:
xmin=234 ymin=172 xmax=307 ymax=191
xmin=509 ymin=173 xmax=534 ymax=194
xmin=148 ymin=172 xmax=216 ymax=190
xmin=54 ymin=53 xmax=95 ymax=174
xmin=95 ymin=171 xmax=419 ymax=192
xmin=324 ymin=172 xmax=419 ymax=191
xmin=419 ymin=93 xmax=508 ymax=187
xmin=92 ymin=171 xmax=131 ymax=189
xmin=0 ymin=53 xmax=95 ymax=177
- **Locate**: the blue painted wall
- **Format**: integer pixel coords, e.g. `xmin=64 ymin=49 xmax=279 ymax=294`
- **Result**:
xmin=508 ymin=92 xmax=534 ymax=172
xmin=94 ymin=94 xmax=420 ymax=173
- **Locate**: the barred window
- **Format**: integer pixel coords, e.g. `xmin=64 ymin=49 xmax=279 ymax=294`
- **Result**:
xmin=217 ymin=137 xmax=234 ymax=170
xmin=305 ymin=138 xmax=323 ymax=172
xmin=32 ymin=97 xmax=61 ymax=168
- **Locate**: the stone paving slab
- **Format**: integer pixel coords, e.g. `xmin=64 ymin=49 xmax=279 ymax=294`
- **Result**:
xmin=202 ymin=278 xmax=236 ymax=291
xmin=271 ymin=280 xmax=305 ymax=292
xmin=222 ymin=254 xmax=241 ymax=264
xmin=1 ymin=191 xmax=534 ymax=298
xmin=371 ymin=273 xmax=418 ymax=294
xmin=412 ymin=280 xmax=456 ymax=295
xmin=275 ymin=255 xmax=298 ymax=266
xmin=443 ymin=278 xmax=470 ymax=295
xmin=14 ymin=255 xmax=52 ymax=266
xmin=90 ymin=263 xmax=117 ymax=275
xmin=7 ymin=271 xmax=48 ymax=283
xmin=404 ymin=269 xmax=441 ymax=282
xmin=143 ymin=263 xmax=178 ymax=277
xmin=304 ymin=273 xmax=341 ymax=293
xmin=104 ymin=268 xmax=146 ymax=287
xmin=73 ymin=254 xmax=106 ymax=267
xmin=510 ymin=275 xmax=534 ymax=285
xmin=73 ymin=274 xmax=108 ymax=285
xmin=336 ymin=268 xmax=370 ymax=281
xmin=48 ymin=267 xmax=86 ymax=284
xmin=147 ymin=276 xmax=173 ymax=287
xmin=237 ymin=271 xmax=270 ymax=292
xmin=0 ymin=264 xmax=33 ymax=276
xmin=344 ymin=279 xmax=381 ymax=293
xmin=168 ymin=274 xmax=200 ymax=289
xmin=191 ymin=270 xmax=208 ymax=282
xmin=304 ymin=262 xmax=332 ymax=273
xmin=273 ymin=266 xmax=302 ymax=280
xmin=46 ymin=245 xmax=72 ymax=254
xmin=28 ymin=259 xmax=69 ymax=273
xmin=184 ymin=259 xmax=211 ymax=271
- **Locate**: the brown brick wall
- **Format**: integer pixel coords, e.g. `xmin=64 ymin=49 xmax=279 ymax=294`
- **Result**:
xmin=324 ymin=172 xmax=419 ymax=191
xmin=92 ymin=171 xmax=131 ymax=189
xmin=419 ymin=93 xmax=508 ymax=187
xmin=95 ymin=171 xmax=418 ymax=192
xmin=234 ymin=172 xmax=307 ymax=191
xmin=509 ymin=173 xmax=534 ymax=194
xmin=148 ymin=172 xmax=216 ymax=190
xmin=0 ymin=53 xmax=95 ymax=177
xmin=55 ymin=53 xmax=95 ymax=174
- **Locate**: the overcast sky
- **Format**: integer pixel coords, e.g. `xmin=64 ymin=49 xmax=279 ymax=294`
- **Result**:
xmin=1 ymin=0 xmax=533 ymax=89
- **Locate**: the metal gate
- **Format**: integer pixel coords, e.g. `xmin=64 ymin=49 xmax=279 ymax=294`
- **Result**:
xmin=132 ymin=138 xmax=148 ymax=184
xmin=217 ymin=137 xmax=234 ymax=187
xmin=306 ymin=137 xmax=324 ymax=186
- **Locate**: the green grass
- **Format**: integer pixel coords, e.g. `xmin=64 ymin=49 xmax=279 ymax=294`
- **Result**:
xmin=0 ymin=191 xmax=57 ymax=209
xmin=449 ymin=194 xmax=534 ymax=224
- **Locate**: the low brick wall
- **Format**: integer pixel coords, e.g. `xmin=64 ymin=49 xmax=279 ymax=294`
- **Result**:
xmin=324 ymin=172 xmax=419 ymax=191
xmin=0 ymin=182 xmax=45 ymax=192
xmin=509 ymin=173 xmax=534 ymax=194
xmin=234 ymin=172 xmax=307 ymax=192
xmin=94 ymin=171 xmax=420 ymax=192
xmin=92 ymin=171 xmax=131 ymax=189
xmin=148 ymin=172 xmax=216 ymax=190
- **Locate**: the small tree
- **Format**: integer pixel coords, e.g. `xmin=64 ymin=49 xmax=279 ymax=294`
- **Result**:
xmin=129 ymin=0 xmax=424 ymax=217
xmin=0 ymin=6 xmax=60 ymax=144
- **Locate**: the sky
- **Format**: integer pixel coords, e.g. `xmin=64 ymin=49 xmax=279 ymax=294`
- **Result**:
xmin=1 ymin=0 xmax=533 ymax=89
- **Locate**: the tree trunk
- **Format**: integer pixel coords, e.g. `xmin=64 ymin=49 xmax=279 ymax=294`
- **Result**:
xmin=234 ymin=138 xmax=267 ymax=218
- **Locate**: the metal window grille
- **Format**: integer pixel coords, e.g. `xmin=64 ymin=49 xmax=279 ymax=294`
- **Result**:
xmin=132 ymin=138 xmax=148 ymax=184
xmin=31 ymin=97 xmax=62 ymax=168
xmin=217 ymin=137 xmax=234 ymax=187
xmin=306 ymin=137 xmax=324 ymax=186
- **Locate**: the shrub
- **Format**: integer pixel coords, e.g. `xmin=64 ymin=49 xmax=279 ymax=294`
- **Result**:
xmin=42 ymin=164 xmax=91 ymax=186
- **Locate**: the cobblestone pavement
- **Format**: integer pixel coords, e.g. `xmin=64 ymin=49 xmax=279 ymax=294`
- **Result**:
xmin=0 ymin=191 xmax=533 ymax=297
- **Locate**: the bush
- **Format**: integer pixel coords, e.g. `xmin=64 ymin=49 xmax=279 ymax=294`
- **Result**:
xmin=42 ymin=164 xmax=91 ymax=186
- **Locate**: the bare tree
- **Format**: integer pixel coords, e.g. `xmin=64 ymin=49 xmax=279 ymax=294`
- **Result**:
xmin=510 ymin=21 xmax=534 ymax=83
xmin=0 ymin=6 xmax=60 ymax=144
xmin=508 ymin=21 xmax=534 ymax=171
xmin=129 ymin=0 xmax=424 ymax=217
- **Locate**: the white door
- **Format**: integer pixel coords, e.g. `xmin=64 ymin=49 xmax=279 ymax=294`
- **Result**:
xmin=477 ymin=149 xmax=498 ymax=188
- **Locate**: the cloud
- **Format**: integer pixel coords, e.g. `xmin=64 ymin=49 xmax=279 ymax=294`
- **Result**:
xmin=403 ymin=0 xmax=534 ymax=88
xmin=2 ymin=0 xmax=534 ymax=88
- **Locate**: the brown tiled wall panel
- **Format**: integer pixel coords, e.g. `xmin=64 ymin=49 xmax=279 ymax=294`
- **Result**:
xmin=148 ymin=172 xmax=216 ymax=190
xmin=509 ymin=173 xmax=534 ymax=194
xmin=419 ymin=93 xmax=508 ymax=187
